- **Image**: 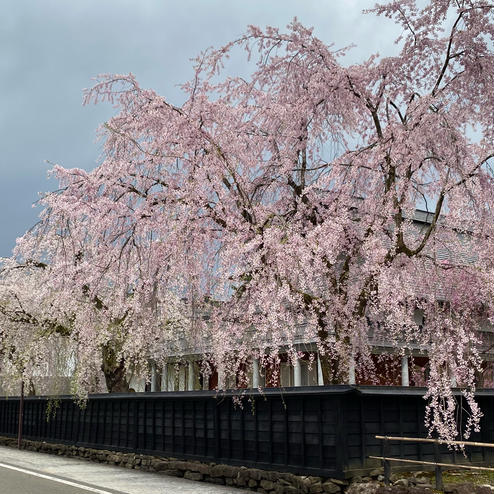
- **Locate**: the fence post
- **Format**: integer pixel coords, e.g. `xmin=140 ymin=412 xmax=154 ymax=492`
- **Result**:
xmin=434 ymin=441 xmax=443 ymax=490
xmin=17 ymin=381 xmax=24 ymax=449
xmin=383 ymin=437 xmax=391 ymax=485
xmin=214 ymin=400 xmax=220 ymax=460
xmin=133 ymin=400 xmax=138 ymax=450
xmin=335 ymin=396 xmax=346 ymax=476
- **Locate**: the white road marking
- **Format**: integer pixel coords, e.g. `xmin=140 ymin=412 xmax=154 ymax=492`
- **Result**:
xmin=0 ymin=461 xmax=117 ymax=493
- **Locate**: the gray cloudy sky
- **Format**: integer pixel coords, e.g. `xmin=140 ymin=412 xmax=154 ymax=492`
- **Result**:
xmin=0 ymin=0 xmax=400 ymax=257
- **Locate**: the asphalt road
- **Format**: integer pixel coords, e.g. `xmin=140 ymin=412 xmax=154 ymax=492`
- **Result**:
xmin=0 ymin=445 xmax=249 ymax=494
xmin=0 ymin=463 xmax=116 ymax=494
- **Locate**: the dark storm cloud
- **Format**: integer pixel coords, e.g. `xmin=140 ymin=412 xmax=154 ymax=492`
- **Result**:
xmin=0 ymin=0 xmax=400 ymax=256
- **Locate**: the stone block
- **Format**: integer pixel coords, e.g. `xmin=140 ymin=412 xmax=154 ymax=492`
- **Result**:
xmin=346 ymin=481 xmax=382 ymax=494
xmin=161 ymin=469 xmax=183 ymax=477
xmin=370 ymin=468 xmax=384 ymax=477
xmin=184 ymin=471 xmax=203 ymax=481
xmin=151 ymin=459 xmax=169 ymax=471
xmin=260 ymin=479 xmax=276 ymax=490
xmin=187 ymin=462 xmax=210 ymax=475
xmin=210 ymin=464 xmax=238 ymax=478
xmin=393 ymin=479 xmax=409 ymax=488
xmin=275 ymin=486 xmax=301 ymax=494
xmin=444 ymin=484 xmax=494 ymax=494
xmin=205 ymin=476 xmax=225 ymax=485
xmin=236 ymin=472 xmax=248 ymax=487
xmin=327 ymin=479 xmax=348 ymax=487
xmin=322 ymin=480 xmax=341 ymax=493
xmin=247 ymin=468 xmax=264 ymax=481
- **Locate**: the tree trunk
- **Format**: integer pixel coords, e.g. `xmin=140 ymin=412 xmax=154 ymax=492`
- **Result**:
xmin=27 ymin=380 xmax=36 ymax=396
xmin=101 ymin=344 xmax=130 ymax=393
xmin=317 ymin=322 xmax=351 ymax=385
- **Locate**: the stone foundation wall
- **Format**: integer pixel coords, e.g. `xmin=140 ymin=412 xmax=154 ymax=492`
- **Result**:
xmin=1 ymin=436 xmax=490 ymax=494
xmin=0 ymin=436 xmax=347 ymax=494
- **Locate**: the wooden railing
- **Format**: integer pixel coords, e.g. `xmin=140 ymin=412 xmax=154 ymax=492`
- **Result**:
xmin=371 ymin=435 xmax=494 ymax=490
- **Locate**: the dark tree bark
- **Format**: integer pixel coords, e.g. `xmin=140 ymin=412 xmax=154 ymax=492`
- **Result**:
xmin=101 ymin=343 xmax=130 ymax=393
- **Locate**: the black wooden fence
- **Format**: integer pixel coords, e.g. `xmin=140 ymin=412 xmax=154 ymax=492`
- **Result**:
xmin=0 ymin=386 xmax=492 ymax=478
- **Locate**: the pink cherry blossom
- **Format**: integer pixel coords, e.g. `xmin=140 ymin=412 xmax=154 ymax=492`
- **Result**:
xmin=1 ymin=1 xmax=492 ymax=441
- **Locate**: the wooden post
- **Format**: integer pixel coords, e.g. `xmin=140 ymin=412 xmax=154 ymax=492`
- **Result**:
xmin=150 ymin=362 xmax=158 ymax=392
xmin=383 ymin=438 xmax=391 ymax=485
xmin=17 ymin=380 xmax=24 ymax=449
xmin=348 ymin=356 xmax=356 ymax=385
xmin=214 ymin=401 xmax=220 ymax=460
xmin=187 ymin=360 xmax=195 ymax=391
xmin=401 ymin=356 xmax=409 ymax=386
xmin=317 ymin=353 xmax=324 ymax=385
xmin=293 ymin=359 xmax=302 ymax=387
xmin=434 ymin=441 xmax=443 ymax=490
xmin=161 ymin=364 xmax=168 ymax=391
xmin=252 ymin=358 xmax=260 ymax=388
xmin=335 ymin=397 xmax=346 ymax=476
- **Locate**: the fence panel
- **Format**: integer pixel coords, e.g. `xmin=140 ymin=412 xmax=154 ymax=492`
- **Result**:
xmin=0 ymin=387 xmax=492 ymax=478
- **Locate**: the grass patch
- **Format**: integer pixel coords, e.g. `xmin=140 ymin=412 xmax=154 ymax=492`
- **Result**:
xmin=391 ymin=468 xmax=494 ymax=492
xmin=442 ymin=469 xmax=494 ymax=486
